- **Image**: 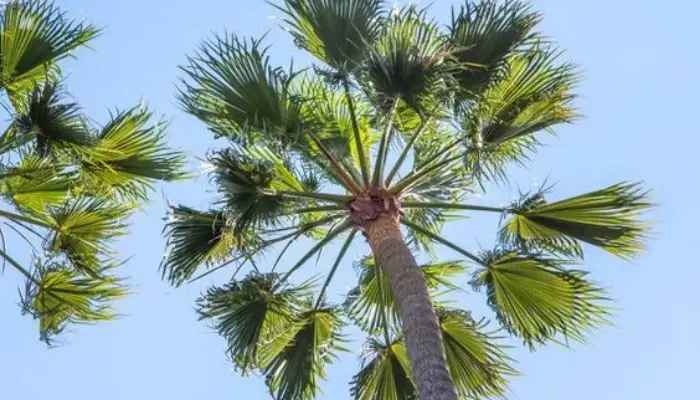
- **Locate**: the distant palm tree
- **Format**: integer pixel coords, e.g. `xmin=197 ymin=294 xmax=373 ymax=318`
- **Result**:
xmin=162 ymin=1 xmax=651 ymax=399
xmin=0 ymin=0 xmax=184 ymax=344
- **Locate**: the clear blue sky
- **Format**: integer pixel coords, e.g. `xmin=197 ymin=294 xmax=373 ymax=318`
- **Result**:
xmin=1 ymin=0 xmax=698 ymax=398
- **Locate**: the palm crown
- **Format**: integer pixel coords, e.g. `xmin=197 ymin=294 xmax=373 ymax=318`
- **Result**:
xmin=162 ymin=0 xmax=651 ymax=399
xmin=0 ymin=0 xmax=184 ymax=344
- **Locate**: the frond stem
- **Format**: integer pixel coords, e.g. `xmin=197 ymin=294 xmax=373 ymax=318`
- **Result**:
xmin=343 ymin=78 xmax=370 ymax=187
xmin=390 ymin=154 xmax=463 ymax=195
xmin=401 ymin=201 xmax=506 ymax=214
xmin=307 ymin=131 xmax=364 ymax=194
xmin=372 ymin=100 xmax=399 ymax=187
xmin=400 ymin=217 xmax=483 ymax=265
xmin=313 ymin=229 xmax=357 ymax=309
xmin=384 ymin=116 xmax=431 ymax=186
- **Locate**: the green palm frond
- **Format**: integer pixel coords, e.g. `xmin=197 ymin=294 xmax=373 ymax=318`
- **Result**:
xmin=179 ymin=34 xmax=305 ymax=145
xmin=350 ymin=338 xmax=416 ymax=400
xmin=276 ymin=0 xmax=385 ymax=72
xmin=210 ymin=145 xmax=317 ymax=234
xmin=44 ymin=197 xmax=134 ymax=276
xmin=261 ymin=305 xmax=345 ymax=400
xmin=462 ymin=49 xmax=578 ymax=182
xmin=362 ymin=6 xmax=455 ymax=113
xmin=0 ymin=154 xmax=72 ymax=212
xmin=12 ymin=81 xmax=94 ymax=158
xmin=80 ymin=105 xmax=186 ymax=200
xmin=438 ymin=309 xmax=517 ymax=398
xmin=0 ymin=0 xmax=100 ymax=105
xmin=161 ymin=205 xmax=253 ymax=286
xmin=448 ymin=0 xmax=540 ymax=98
xmin=470 ymin=249 xmax=610 ymax=348
xmin=20 ymin=261 xmax=126 ymax=344
xmin=196 ymin=272 xmax=312 ymax=373
xmin=501 ymin=182 xmax=652 ymax=259
xmin=345 ymin=256 xmax=466 ymax=334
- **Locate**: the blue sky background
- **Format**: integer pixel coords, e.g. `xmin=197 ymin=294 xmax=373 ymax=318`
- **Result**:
xmin=1 ymin=0 xmax=699 ymax=398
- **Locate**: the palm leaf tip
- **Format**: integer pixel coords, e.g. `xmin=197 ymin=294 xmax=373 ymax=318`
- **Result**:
xmin=470 ymin=249 xmax=610 ymax=348
xmin=161 ymin=205 xmax=250 ymax=286
xmin=438 ymin=309 xmax=517 ymax=398
xmin=20 ymin=262 xmax=127 ymax=345
xmin=501 ymin=182 xmax=653 ymax=259
xmin=276 ymin=0 xmax=385 ymax=72
xmin=81 ymin=105 xmax=187 ymax=200
xmin=178 ymin=33 xmax=305 ymax=144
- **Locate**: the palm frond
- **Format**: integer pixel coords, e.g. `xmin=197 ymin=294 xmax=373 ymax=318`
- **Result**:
xmin=362 ymin=6 xmax=455 ymax=114
xmin=276 ymin=0 xmax=385 ymax=72
xmin=261 ymin=306 xmax=346 ymax=400
xmin=0 ymin=154 xmax=72 ymax=212
xmin=449 ymin=0 xmax=541 ymax=98
xmin=161 ymin=205 xmax=254 ymax=286
xmin=178 ymin=34 xmax=305 ymax=145
xmin=80 ymin=105 xmax=186 ymax=200
xmin=350 ymin=338 xmax=416 ymax=400
xmin=438 ymin=309 xmax=517 ymax=398
xmin=501 ymin=182 xmax=652 ymax=259
xmin=20 ymin=261 xmax=126 ymax=344
xmin=470 ymin=249 xmax=610 ymax=348
xmin=196 ymin=272 xmax=312 ymax=374
xmin=11 ymin=81 xmax=94 ymax=158
xmin=345 ymin=256 xmax=466 ymax=334
xmin=44 ymin=197 xmax=134 ymax=276
xmin=0 ymin=0 xmax=100 ymax=105
xmin=462 ymin=49 xmax=578 ymax=182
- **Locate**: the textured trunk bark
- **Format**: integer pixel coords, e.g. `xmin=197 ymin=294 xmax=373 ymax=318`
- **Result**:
xmin=366 ymin=214 xmax=458 ymax=400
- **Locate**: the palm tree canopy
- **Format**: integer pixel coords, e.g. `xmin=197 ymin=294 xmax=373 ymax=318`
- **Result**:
xmin=1 ymin=0 xmax=185 ymax=344
xmin=163 ymin=0 xmax=652 ymax=398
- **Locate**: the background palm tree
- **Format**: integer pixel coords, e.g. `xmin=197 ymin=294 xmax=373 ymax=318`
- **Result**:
xmin=0 ymin=0 xmax=184 ymax=344
xmin=161 ymin=0 xmax=652 ymax=399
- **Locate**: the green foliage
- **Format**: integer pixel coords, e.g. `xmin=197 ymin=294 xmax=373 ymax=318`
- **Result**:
xmin=471 ymin=250 xmax=610 ymax=348
xmin=20 ymin=261 xmax=127 ymax=345
xmin=350 ymin=339 xmax=416 ymax=400
xmin=501 ymin=182 xmax=652 ymax=258
xmin=276 ymin=0 xmax=385 ymax=72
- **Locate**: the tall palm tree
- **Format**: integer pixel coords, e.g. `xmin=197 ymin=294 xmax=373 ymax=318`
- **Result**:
xmin=162 ymin=1 xmax=651 ymax=399
xmin=0 ymin=0 xmax=184 ymax=344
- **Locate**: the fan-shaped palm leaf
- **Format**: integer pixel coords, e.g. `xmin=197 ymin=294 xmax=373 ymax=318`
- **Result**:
xmin=0 ymin=154 xmax=72 ymax=212
xmin=80 ymin=105 xmax=186 ymax=200
xmin=261 ymin=305 xmax=346 ymax=400
xmin=11 ymin=81 xmax=93 ymax=158
xmin=196 ymin=272 xmax=313 ymax=373
xmin=350 ymin=338 xmax=416 ymax=400
xmin=448 ymin=0 xmax=540 ymax=98
xmin=501 ymin=182 xmax=652 ymax=259
xmin=20 ymin=261 xmax=126 ymax=344
xmin=438 ymin=309 xmax=517 ymax=398
xmin=43 ymin=197 xmax=134 ymax=276
xmin=470 ymin=249 xmax=610 ymax=348
xmin=276 ymin=0 xmax=385 ymax=72
xmin=178 ymin=34 xmax=305 ymax=145
xmin=0 ymin=0 xmax=99 ymax=105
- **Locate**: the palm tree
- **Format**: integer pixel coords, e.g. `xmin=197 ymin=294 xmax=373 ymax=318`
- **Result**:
xmin=161 ymin=1 xmax=651 ymax=399
xmin=0 ymin=0 xmax=184 ymax=344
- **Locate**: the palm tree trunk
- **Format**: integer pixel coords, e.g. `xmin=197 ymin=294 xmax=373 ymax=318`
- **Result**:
xmin=367 ymin=214 xmax=458 ymax=400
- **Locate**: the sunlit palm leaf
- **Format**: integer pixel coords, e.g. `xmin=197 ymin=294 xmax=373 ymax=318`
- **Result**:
xmin=462 ymin=49 xmax=578 ymax=182
xmin=345 ymin=256 xmax=466 ymax=334
xmin=11 ymin=81 xmax=94 ymax=158
xmin=20 ymin=262 xmax=126 ymax=344
xmin=80 ymin=105 xmax=186 ymax=200
xmin=362 ymin=6 xmax=454 ymax=113
xmin=470 ymin=249 xmax=610 ymax=348
xmin=438 ymin=309 xmax=517 ymax=398
xmin=0 ymin=0 xmax=99 ymax=106
xmin=0 ymin=154 xmax=72 ymax=212
xmin=261 ymin=305 xmax=345 ymax=400
xmin=350 ymin=338 xmax=416 ymax=400
xmin=448 ymin=0 xmax=540 ymax=98
xmin=501 ymin=182 xmax=652 ymax=259
xmin=179 ymin=34 xmax=306 ymax=145
xmin=276 ymin=0 xmax=385 ymax=72
xmin=44 ymin=197 xmax=134 ymax=276
xmin=196 ymin=272 xmax=312 ymax=373
xmin=161 ymin=205 xmax=251 ymax=286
